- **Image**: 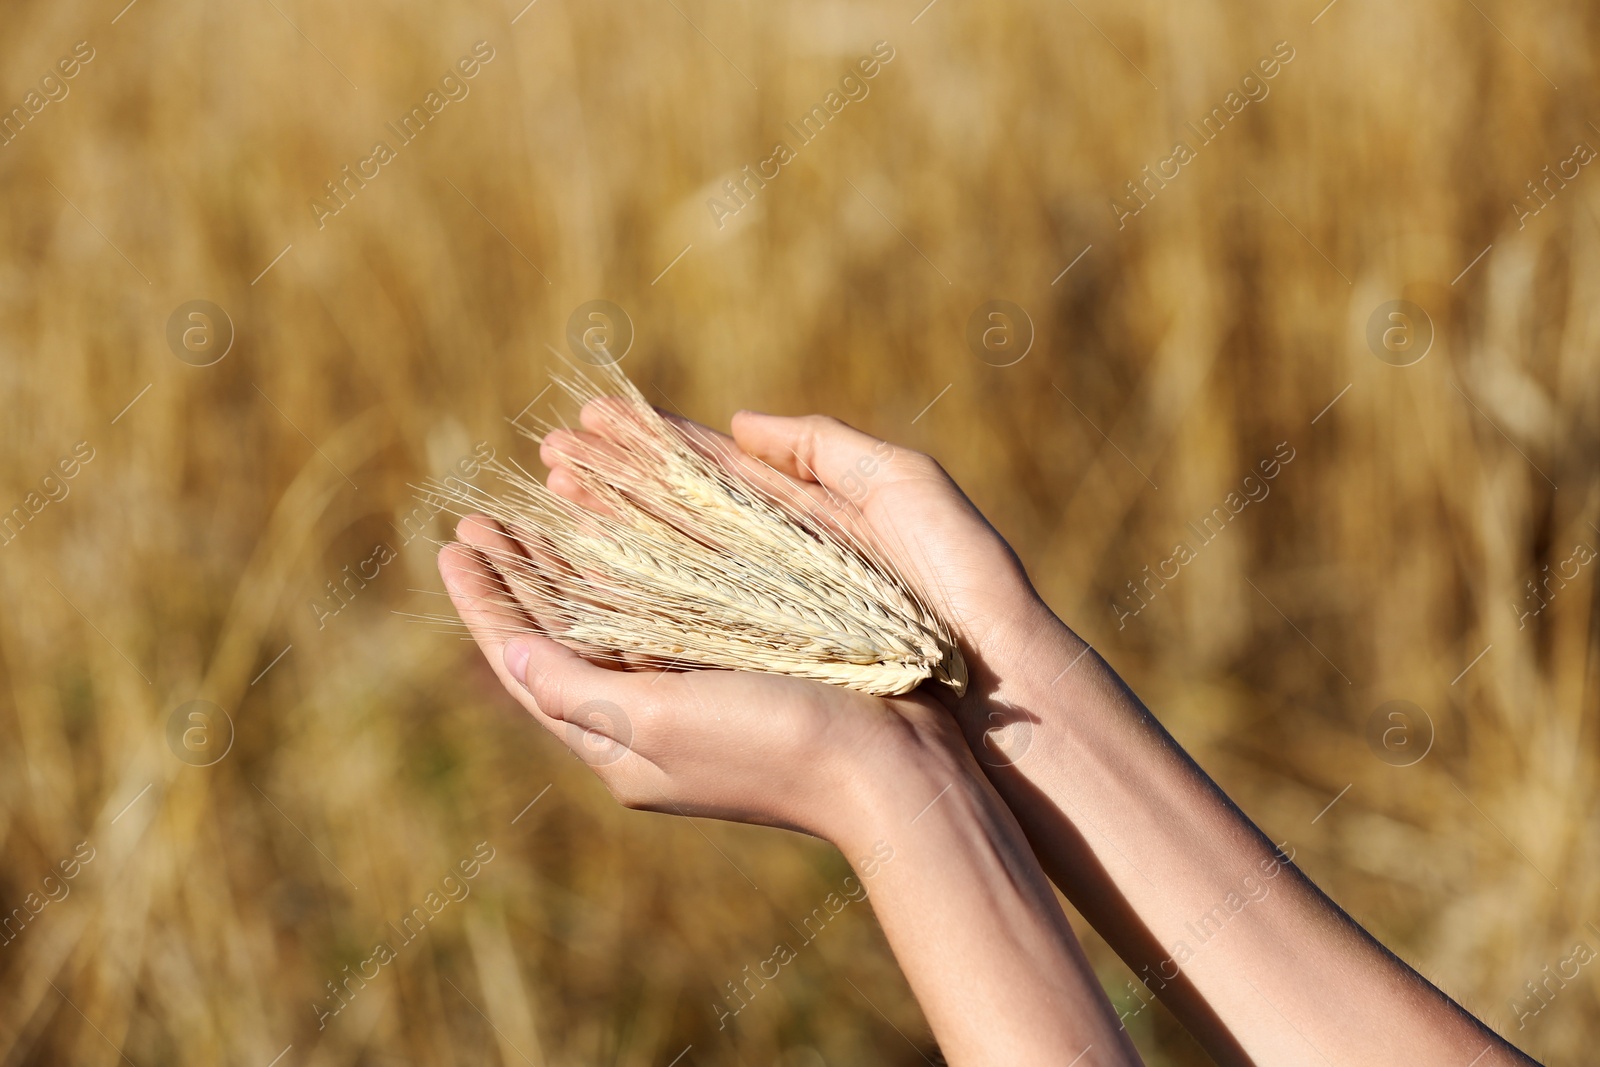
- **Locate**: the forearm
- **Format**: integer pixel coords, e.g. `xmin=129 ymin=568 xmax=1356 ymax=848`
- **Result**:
xmin=968 ymin=613 xmax=1533 ymax=1066
xmin=835 ymin=725 xmax=1143 ymax=1067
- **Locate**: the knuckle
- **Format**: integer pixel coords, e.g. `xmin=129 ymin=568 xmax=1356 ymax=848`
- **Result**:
xmin=799 ymin=414 xmax=848 ymax=454
xmin=919 ymin=454 xmax=950 ymax=480
xmin=524 ymin=668 xmax=567 ymax=718
xmin=883 ymin=445 xmax=939 ymax=481
xmin=601 ymin=773 xmax=651 ymax=811
xmin=611 ymin=786 xmax=649 ymax=811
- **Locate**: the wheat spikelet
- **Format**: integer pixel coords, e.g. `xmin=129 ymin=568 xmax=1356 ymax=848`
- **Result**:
xmin=426 ymin=360 xmax=967 ymax=698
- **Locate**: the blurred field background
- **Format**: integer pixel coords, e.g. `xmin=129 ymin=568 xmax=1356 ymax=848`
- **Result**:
xmin=1 ymin=0 xmax=1597 ymax=1063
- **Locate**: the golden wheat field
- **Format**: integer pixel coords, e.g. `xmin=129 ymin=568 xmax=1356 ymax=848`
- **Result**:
xmin=0 ymin=0 xmax=1596 ymax=1063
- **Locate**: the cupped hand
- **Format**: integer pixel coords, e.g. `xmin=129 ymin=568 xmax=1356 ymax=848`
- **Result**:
xmin=540 ymin=405 xmax=1079 ymax=720
xmin=438 ymin=516 xmax=966 ymax=848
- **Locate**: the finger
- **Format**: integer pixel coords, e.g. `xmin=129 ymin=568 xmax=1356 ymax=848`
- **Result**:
xmin=564 ymin=399 xmax=887 ymax=579
xmin=440 ymin=541 xmax=657 ymax=794
xmin=540 ymin=425 xmax=615 ymax=469
xmin=683 ymin=422 xmax=843 ymax=518
xmin=505 ymin=635 xmax=675 ymax=809
xmin=655 ymin=409 xmax=739 ymax=459
xmin=575 ymin=400 xmax=747 ymax=484
xmin=729 ymin=412 xmax=969 ymax=604
xmin=730 ymin=411 xmax=922 ymax=500
xmin=454 ymin=515 xmax=560 ymax=630
xmin=440 ymin=526 xmax=532 ymax=637
xmin=567 ymin=399 xmax=840 ymax=530
xmin=437 ymin=540 xmax=559 ymax=735
xmin=505 ymin=633 xmax=682 ymax=782
xmin=546 ymin=421 xmax=733 ymax=527
xmin=579 ymin=394 xmax=666 ymax=440
xmin=458 ymin=513 xmax=649 ymax=671
xmin=545 ymin=465 xmax=609 ymax=514
xmin=576 ymin=396 xmax=752 ymax=482
xmin=571 ymin=395 xmax=729 ymax=453
xmin=645 ymin=405 xmax=847 ymax=520
xmin=540 ymin=428 xmax=623 ymax=517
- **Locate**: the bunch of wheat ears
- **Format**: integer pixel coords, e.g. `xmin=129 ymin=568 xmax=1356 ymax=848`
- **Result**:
xmin=428 ymin=361 xmax=967 ymax=697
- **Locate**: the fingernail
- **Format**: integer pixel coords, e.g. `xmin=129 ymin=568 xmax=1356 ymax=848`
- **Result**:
xmin=504 ymin=640 xmax=531 ymax=687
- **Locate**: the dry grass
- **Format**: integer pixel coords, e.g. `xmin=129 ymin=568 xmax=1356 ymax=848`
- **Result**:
xmin=0 ymin=0 xmax=1596 ymax=1064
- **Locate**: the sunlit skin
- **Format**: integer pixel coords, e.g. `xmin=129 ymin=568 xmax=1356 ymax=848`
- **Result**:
xmin=441 ymin=406 xmax=1540 ymax=1067
xmin=441 ymin=521 xmax=1142 ymax=1065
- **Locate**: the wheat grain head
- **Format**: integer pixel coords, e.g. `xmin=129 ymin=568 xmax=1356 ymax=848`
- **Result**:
xmin=425 ymin=360 xmax=968 ymax=698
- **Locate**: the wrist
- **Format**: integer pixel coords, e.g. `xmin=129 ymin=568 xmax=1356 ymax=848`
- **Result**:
xmin=953 ymin=602 xmax=1086 ymax=717
xmin=950 ymin=603 xmax=1150 ymax=781
xmin=993 ymin=600 xmax=1086 ymax=692
xmin=822 ymin=703 xmax=984 ymax=860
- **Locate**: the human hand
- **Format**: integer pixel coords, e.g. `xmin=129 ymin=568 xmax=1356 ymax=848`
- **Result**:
xmin=501 ymin=402 xmax=1529 ymax=1067
xmin=437 ymin=516 xmax=971 ymax=849
xmin=439 ymin=514 xmax=1144 ymax=1067
xmin=541 ymin=406 xmax=1081 ymax=741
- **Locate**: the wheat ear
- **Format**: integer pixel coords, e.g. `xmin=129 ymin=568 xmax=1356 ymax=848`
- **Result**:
xmin=425 ymin=360 xmax=967 ymax=698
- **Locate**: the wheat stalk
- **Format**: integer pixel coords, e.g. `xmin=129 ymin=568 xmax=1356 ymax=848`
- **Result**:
xmin=425 ymin=360 xmax=967 ymax=698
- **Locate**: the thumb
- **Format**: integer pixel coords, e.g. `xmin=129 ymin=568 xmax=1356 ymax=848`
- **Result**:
xmin=509 ymin=634 xmax=619 ymax=725
xmin=509 ymin=635 xmax=640 ymax=766
xmin=730 ymin=411 xmax=897 ymax=495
